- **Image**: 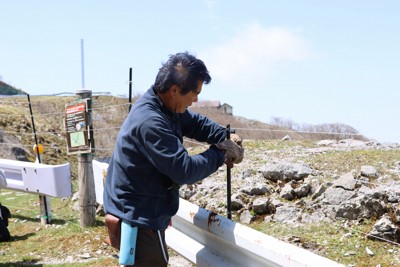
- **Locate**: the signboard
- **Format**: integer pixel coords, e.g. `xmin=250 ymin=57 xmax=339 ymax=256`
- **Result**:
xmin=65 ymin=99 xmax=94 ymax=154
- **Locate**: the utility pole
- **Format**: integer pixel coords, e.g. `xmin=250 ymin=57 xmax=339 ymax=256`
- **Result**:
xmin=76 ymin=39 xmax=96 ymax=227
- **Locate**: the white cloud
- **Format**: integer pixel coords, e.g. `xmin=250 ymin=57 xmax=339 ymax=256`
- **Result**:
xmin=200 ymin=23 xmax=314 ymax=88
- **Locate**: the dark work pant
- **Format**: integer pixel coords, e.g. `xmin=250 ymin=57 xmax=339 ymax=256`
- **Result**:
xmin=126 ymin=227 xmax=169 ymax=267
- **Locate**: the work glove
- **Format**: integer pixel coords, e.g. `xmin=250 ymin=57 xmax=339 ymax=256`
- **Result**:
xmin=215 ymin=139 xmax=244 ymax=166
xmin=230 ymin=133 xmax=244 ymax=163
xmin=230 ymin=133 xmax=242 ymax=147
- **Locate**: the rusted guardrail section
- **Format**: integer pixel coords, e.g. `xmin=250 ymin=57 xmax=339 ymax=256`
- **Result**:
xmin=166 ymin=198 xmax=345 ymax=267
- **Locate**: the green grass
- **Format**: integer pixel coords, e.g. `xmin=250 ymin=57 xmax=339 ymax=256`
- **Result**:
xmin=252 ymin=220 xmax=400 ymax=266
xmin=304 ymin=149 xmax=400 ymax=180
xmin=243 ymin=139 xmax=317 ymax=151
xmin=0 ymin=189 xmax=118 ymax=267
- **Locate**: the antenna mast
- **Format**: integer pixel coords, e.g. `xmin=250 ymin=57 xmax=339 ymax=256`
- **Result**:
xmin=81 ymin=39 xmax=85 ymax=88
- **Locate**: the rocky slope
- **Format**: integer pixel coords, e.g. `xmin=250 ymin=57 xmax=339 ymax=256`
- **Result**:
xmin=182 ymin=139 xmax=400 ymax=244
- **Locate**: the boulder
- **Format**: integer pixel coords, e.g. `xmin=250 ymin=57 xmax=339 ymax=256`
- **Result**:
xmin=252 ymin=197 xmax=275 ymax=215
xmin=360 ymin=166 xmax=379 ymax=178
xmin=239 ymin=210 xmax=255 ymax=225
xmin=368 ymin=215 xmax=400 ymax=242
xmin=333 ymin=172 xmax=357 ymax=190
xmin=319 ymin=187 xmax=355 ymax=205
xmin=336 ymin=196 xmax=386 ymax=220
xmin=260 ymin=161 xmax=312 ymax=182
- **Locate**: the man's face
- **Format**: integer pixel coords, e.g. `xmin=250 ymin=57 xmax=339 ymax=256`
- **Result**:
xmin=173 ymin=80 xmax=203 ymax=113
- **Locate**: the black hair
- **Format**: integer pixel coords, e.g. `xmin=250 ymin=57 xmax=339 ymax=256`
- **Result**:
xmin=154 ymin=52 xmax=211 ymax=95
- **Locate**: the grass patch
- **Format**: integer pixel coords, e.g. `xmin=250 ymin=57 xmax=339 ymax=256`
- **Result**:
xmin=252 ymin=220 xmax=400 ymax=266
xmin=0 ymin=189 xmax=118 ymax=266
xmin=243 ymin=139 xmax=317 ymax=151
xmin=304 ymin=149 xmax=400 ymax=180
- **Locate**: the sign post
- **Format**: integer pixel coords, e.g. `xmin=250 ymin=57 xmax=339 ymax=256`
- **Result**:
xmin=65 ymin=89 xmax=96 ymax=227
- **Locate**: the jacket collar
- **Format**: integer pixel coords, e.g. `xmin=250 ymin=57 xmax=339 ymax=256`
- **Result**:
xmin=150 ymin=86 xmax=177 ymax=119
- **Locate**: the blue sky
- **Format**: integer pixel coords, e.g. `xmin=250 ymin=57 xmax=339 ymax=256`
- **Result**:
xmin=1 ymin=1 xmax=399 ymax=143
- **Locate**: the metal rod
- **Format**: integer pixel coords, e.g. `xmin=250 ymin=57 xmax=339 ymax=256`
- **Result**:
xmin=128 ymin=67 xmax=132 ymax=112
xmin=27 ymin=94 xmax=41 ymax=164
xmin=27 ymin=94 xmax=50 ymax=224
xmin=226 ymin=124 xmax=232 ymax=219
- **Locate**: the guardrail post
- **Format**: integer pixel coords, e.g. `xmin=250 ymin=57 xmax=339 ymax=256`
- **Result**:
xmin=33 ymin=144 xmax=52 ymax=225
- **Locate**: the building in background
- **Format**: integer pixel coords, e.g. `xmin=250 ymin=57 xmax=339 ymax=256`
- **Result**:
xmin=190 ymin=101 xmax=233 ymax=115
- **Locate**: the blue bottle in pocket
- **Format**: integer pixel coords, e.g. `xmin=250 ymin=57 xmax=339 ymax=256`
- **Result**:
xmin=119 ymin=221 xmax=138 ymax=265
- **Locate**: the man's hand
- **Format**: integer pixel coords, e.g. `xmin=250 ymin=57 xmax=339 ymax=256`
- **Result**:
xmin=230 ymin=133 xmax=244 ymax=163
xmin=215 ymin=139 xmax=244 ymax=166
xmin=230 ymin=133 xmax=242 ymax=147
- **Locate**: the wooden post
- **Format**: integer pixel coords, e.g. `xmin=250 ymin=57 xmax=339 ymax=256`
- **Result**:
xmin=76 ymin=89 xmax=96 ymax=227
xmin=78 ymin=153 xmax=96 ymax=227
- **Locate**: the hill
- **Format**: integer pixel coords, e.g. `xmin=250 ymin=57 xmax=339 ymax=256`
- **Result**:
xmin=0 ymin=81 xmax=26 ymax=95
xmin=0 ymin=95 xmax=369 ymax=170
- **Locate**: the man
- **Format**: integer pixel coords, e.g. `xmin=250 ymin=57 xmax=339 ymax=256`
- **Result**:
xmin=104 ymin=52 xmax=243 ymax=266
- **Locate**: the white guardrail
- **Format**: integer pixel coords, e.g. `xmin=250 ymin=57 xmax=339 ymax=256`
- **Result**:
xmin=92 ymin=160 xmax=344 ymax=267
xmin=166 ymin=198 xmax=344 ymax=267
xmin=0 ymin=159 xmax=72 ymax=197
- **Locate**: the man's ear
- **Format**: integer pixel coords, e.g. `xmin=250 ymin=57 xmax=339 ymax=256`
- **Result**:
xmin=170 ymin=85 xmax=180 ymax=97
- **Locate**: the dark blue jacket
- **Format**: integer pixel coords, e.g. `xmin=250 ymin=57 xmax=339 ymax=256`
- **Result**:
xmin=103 ymin=87 xmax=226 ymax=230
